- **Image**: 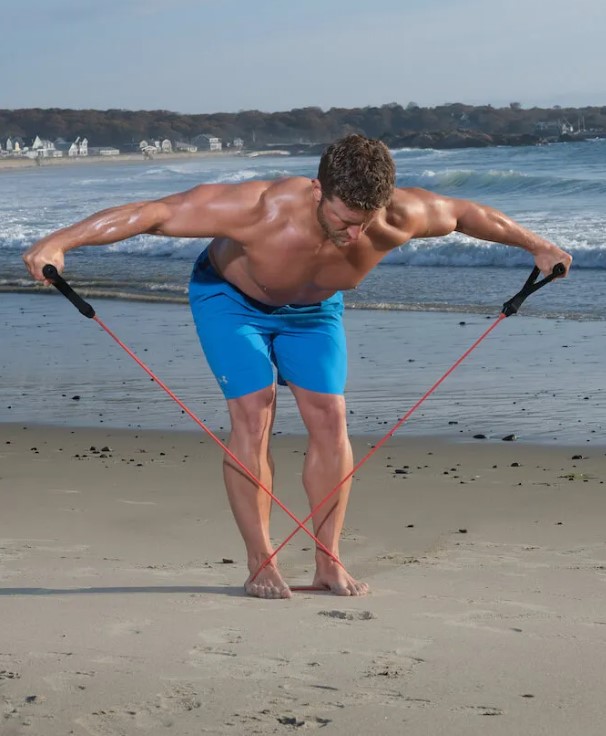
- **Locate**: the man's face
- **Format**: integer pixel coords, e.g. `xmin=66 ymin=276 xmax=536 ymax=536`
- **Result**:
xmin=317 ymin=196 xmax=377 ymax=247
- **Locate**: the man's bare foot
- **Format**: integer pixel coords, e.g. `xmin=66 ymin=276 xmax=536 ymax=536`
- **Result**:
xmin=313 ymin=559 xmax=369 ymax=596
xmin=244 ymin=563 xmax=292 ymax=599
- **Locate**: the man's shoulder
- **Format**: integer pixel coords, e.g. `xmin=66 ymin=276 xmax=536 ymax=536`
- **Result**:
xmin=387 ymin=187 xmax=435 ymax=219
xmin=391 ymin=186 xmax=436 ymax=204
xmin=266 ymin=176 xmax=311 ymax=194
xmin=223 ymin=175 xmax=310 ymax=201
xmin=377 ymin=187 xmax=448 ymax=243
xmin=259 ymin=177 xmax=312 ymax=208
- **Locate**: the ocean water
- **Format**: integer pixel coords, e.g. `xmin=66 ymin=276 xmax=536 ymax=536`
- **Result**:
xmin=1 ymin=142 xmax=605 ymax=442
xmin=1 ymin=140 xmax=605 ymax=319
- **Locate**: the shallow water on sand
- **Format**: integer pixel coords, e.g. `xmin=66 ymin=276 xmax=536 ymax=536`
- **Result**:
xmin=2 ymin=294 xmax=604 ymax=445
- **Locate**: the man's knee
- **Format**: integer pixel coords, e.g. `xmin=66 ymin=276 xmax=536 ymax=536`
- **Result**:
xmin=297 ymin=392 xmax=348 ymax=441
xmin=227 ymin=386 xmax=276 ymax=441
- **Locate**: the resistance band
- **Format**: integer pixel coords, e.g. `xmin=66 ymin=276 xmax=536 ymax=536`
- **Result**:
xmin=42 ymin=262 xmax=564 ymax=588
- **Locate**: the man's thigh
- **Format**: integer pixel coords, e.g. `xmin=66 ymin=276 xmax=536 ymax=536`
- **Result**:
xmin=272 ymin=310 xmax=347 ymax=395
xmin=190 ymin=293 xmax=275 ymax=399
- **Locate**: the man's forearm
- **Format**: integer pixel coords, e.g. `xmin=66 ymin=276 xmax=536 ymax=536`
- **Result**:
xmin=43 ymin=202 xmax=166 ymax=251
xmin=454 ymin=202 xmax=572 ymax=275
xmin=23 ymin=201 xmax=169 ymax=281
xmin=456 ymin=204 xmax=551 ymax=253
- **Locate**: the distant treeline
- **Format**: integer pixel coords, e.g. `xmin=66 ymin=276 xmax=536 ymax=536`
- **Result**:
xmin=2 ymin=103 xmax=606 ymax=149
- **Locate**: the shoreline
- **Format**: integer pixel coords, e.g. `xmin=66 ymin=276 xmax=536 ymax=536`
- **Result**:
xmin=4 ymin=417 xmax=606 ymax=449
xmin=3 ymin=292 xmax=603 ymax=444
xmin=0 ymin=150 xmax=243 ymax=171
xmin=3 ymin=282 xmax=602 ymax=322
xmin=3 ymin=135 xmax=604 ymax=173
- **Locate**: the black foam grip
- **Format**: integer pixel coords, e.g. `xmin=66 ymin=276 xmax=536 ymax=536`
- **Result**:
xmin=42 ymin=265 xmax=96 ymax=319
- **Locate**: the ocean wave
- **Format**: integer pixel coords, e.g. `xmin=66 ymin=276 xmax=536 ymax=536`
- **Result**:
xmin=4 ymin=231 xmax=606 ymax=268
xmin=104 ymin=236 xmax=209 ymax=258
xmin=407 ymin=167 xmax=606 ymax=196
xmin=210 ymin=168 xmax=290 ymax=183
xmin=382 ymin=237 xmax=606 ymax=268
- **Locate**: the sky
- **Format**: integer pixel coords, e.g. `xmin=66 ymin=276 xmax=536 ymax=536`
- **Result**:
xmin=3 ymin=0 xmax=605 ymax=113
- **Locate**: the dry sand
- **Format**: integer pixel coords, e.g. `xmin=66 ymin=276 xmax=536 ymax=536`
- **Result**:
xmin=2 ymin=423 xmax=606 ymax=734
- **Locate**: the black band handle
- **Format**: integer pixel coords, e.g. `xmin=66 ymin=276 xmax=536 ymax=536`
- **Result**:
xmin=42 ymin=265 xmax=96 ymax=319
xmin=501 ymin=262 xmax=566 ymax=317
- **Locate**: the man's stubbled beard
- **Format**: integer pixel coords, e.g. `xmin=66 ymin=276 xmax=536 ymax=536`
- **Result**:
xmin=317 ymin=198 xmax=350 ymax=247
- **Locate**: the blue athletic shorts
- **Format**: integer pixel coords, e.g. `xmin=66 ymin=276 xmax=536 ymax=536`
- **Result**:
xmin=188 ymin=249 xmax=347 ymax=399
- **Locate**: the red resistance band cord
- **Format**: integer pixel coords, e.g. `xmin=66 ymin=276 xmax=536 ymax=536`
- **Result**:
xmin=93 ymin=312 xmax=505 ymax=585
xmin=41 ymin=262 xmax=563 ymax=589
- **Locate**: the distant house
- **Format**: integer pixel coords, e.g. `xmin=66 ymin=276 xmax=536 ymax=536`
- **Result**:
xmin=88 ymin=146 xmax=120 ymax=156
xmin=233 ymin=137 xmax=244 ymax=150
xmin=6 ymin=136 xmax=25 ymax=153
xmin=535 ymin=119 xmax=574 ymax=136
xmin=161 ymin=139 xmax=172 ymax=153
xmin=192 ymin=134 xmax=222 ymax=151
xmin=54 ymin=136 xmax=88 ymax=157
xmin=27 ymin=135 xmax=63 ymax=158
xmin=174 ymin=141 xmax=198 ymax=153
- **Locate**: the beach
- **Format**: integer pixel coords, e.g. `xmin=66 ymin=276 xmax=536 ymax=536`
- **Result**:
xmin=3 ymin=141 xmax=606 ymax=733
xmin=2 ymin=423 xmax=606 ymax=735
xmin=0 ymin=151 xmax=241 ymax=173
xmin=2 ymin=294 xmax=606 ymax=734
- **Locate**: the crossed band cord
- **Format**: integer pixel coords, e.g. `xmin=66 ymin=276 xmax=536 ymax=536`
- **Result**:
xmin=91 ymin=312 xmax=504 ymax=588
xmin=41 ymin=263 xmax=563 ymax=591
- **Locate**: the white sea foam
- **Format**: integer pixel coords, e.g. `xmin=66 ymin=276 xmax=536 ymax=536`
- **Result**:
xmin=2 ymin=140 xmax=605 ymax=320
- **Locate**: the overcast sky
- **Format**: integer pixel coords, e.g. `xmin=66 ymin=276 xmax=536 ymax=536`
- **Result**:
xmin=3 ymin=0 xmax=605 ymax=113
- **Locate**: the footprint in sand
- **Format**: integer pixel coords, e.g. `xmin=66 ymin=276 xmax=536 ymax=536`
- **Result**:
xmin=187 ymin=627 xmax=244 ymax=670
xmin=43 ymin=669 xmax=96 ymax=693
xmin=196 ymin=626 xmax=243 ymax=646
xmin=0 ymin=670 xmax=20 ymax=680
xmin=230 ymin=710 xmax=332 ymax=731
xmin=457 ymin=704 xmax=504 ymax=716
xmin=75 ymin=684 xmax=202 ymax=735
xmin=365 ymin=654 xmax=424 ymax=680
xmin=317 ymin=609 xmax=376 ymax=621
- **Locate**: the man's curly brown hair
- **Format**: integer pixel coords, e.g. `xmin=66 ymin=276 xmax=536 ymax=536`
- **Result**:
xmin=317 ymin=134 xmax=396 ymax=211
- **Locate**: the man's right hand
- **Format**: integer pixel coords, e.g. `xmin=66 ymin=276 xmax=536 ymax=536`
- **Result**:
xmin=23 ymin=241 xmax=66 ymax=284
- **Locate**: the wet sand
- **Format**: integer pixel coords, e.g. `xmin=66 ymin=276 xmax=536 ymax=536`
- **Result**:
xmin=2 ymin=293 xmax=604 ymax=442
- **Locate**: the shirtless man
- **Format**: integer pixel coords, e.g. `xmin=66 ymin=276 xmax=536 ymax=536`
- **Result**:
xmin=23 ymin=134 xmax=572 ymax=600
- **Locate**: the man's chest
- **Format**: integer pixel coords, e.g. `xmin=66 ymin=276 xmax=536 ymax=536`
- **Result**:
xmin=245 ymin=236 xmax=385 ymax=292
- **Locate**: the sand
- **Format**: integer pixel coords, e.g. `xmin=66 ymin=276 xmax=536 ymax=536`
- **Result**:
xmin=2 ymin=422 xmax=606 ymax=735
xmin=0 ymin=151 xmax=241 ymax=172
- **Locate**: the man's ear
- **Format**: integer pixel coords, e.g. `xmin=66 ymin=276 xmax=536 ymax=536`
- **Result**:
xmin=311 ymin=179 xmax=323 ymax=203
